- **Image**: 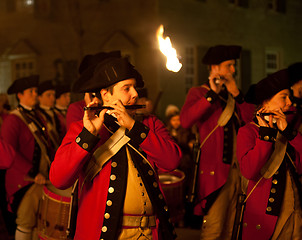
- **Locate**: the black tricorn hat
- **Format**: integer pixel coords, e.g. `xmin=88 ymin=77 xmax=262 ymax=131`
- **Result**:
xmin=202 ymin=45 xmax=242 ymax=65
xmin=7 ymin=75 xmax=39 ymax=95
xmin=288 ymin=62 xmax=302 ymax=86
xmin=55 ymin=84 xmax=71 ymax=99
xmin=78 ymin=50 xmax=121 ymax=75
xmin=73 ymin=57 xmax=144 ymax=93
xmin=38 ymin=80 xmax=55 ymax=95
xmin=246 ymin=69 xmax=290 ymax=105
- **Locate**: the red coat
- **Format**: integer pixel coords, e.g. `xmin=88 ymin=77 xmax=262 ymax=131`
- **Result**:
xmin=66 ymin=100 xmax=85 ymax=130
xmin=1 ymin=114 xmax=36 ymax=209
xmin=0 ymin=139 xmax=15 ymax=169
xmin=49 ymin=115 xmax=182 ymax=240
xmin=180 ymin=85 xmax=254 ymax=215
xmin=237 ymin=123 xmax=302 ymax=240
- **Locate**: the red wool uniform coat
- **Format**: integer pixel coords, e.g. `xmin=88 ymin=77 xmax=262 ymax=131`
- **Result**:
xmin=0 ymin=139 xmax=15 ymax=169
xmin=237 ymin=123 xmax=302 ymax=240
xmin=66 ymin=100 xmax=85 ymax=131
xmin=180 ymin=85 xmax=254 ymax=215
xmin=1 ymin=114 xmax=37 ymax=210
xmin=49 ymin=115 xmax=182 ymax=240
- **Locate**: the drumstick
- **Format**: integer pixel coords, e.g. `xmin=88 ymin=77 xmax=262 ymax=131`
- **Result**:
xmin=24 ymin=177 xmax=52 ymax=184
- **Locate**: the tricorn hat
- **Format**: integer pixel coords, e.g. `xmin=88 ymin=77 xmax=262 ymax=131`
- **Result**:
xmin=38 ymin=80 xmax=55 ymax=95
xmin=73 ymin=56 xmax=144 ymax=93
xmin=202 ymin=45 xmax=242 ymax=65
xmin=55 ymin=84 xmax=70 ymax=99
xmin=246 ymin=69 xmax=290 ymax=105
xmin=78 ymin=50 xmax=121 ymax=75
xmin=7 ymin=75 xmax=39 ymax=95
xmin=288 ymin=62 xmax=302 ymax=86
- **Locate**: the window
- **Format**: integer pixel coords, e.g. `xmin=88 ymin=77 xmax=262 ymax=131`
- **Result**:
xmin=265 ymin=50 xmax=280 ymax=76
xmin=12 ymin=58 xmax=37 ymax=80
xmin=268 ymin=0 xmax=286 ymax=13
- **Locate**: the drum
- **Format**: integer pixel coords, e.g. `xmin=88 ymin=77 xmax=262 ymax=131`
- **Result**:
xmin=37 ymin=185 xmax=72 ymax=240
xmin=158 ymin=169 xmax=185 ymax=224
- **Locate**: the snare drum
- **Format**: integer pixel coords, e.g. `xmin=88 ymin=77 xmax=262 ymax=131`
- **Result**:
xmin=158 ymin=169 xmax=185 ymax=224
xmin=37 ymin=184 xmax=72 ymax=240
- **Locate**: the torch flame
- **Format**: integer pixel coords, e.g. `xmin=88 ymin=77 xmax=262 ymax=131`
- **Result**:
xmin=157 ymin=25 xmax=182 ymax=72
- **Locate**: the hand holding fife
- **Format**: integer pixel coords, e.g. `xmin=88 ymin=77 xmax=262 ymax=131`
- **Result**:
xmin=83 ymin=100 xmax=107 ymax=136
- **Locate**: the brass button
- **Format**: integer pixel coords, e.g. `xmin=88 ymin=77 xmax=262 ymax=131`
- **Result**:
xmin=82 ymin=143 xmax=88 ymax=149
xmin=76 ymin=137 xmax=81 ymax=143
xmin=42 ymin=127 xmax=46 ymax=131
xmin=256 ymin=224 xmax=261 ymax=230
xmin=266 ymin=207 xmax=272 ymax=212
xmin=164 ymin=205 xmax=168 ymax=211
xmin=104 ymin=213 xmax=110 ymax=219
xmin=206 ymin=97 xmax=212 ymax=102
xmin=102 ymin=226 xmax=107 ymax=232
xmin=153 ymin=182 xmax=158 ymax=188
xmin=224 ymin=127 xmax=228 ymax=131
xmin=210 ymin=171 xmax=215 ymax=176
xmin=148 ymin=170 xmax=153 ymax=175
xmin=272 ymin=179 xmax=278 ymax=184
xmin=271 ymin=188 xmax=276 ymax=193
xmin=275 ymin=171 xmax=279 ymax=175
xmin=200 ymin=170 xmax=204 ymax=174
xmin=140 ymin=133 xmax=147 ymax=139
xmin=264 ymin=136 xmax=269 ymax=141
xmin=111 ymin=162 xmax=117 ymax=168
xmin=108 ymin=187 xmax=114 ymax=193
xmin=106 ymin=200 xmax=112 ymax=206
xmin=158 ymin=194 xmax=163 ymax=199
xmin=110 ymin=175 xmax=116 ymax=181
xmin=269 ymin=197 xmax=275 ymax=203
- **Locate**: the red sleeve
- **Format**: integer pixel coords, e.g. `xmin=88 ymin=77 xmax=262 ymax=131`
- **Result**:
xmin=288 ymin=132 xmax=302 ymax=174
xmin=49 ymin=121 xmax=92 ymax=189
xmin=180 ymin=86 xmax=213 ymax=129
xmin=140 ymin=116 xmax=182 ymax=171
xmin=66 ymin=100 xmax=85 ymax=130
xmin=1 ymin=114 xmax=33 ymax=170
xmin=236 ymin=123 xmax=274 ymax=181
xmin=0 ymin=139 xmax=15 ymax=169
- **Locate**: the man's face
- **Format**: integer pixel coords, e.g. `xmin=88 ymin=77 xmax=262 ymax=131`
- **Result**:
xmin=292 ymin=80 xmax=302 ymax=98
xmin=56 ymin=92 xmax=71 ymax=107
xmin=18 ymin=87 xmax=38 ymax=108
xmin=38 ymin=89 xmax=56 ymax=108
xmin=106 ymin=78 xmax=138 ymax=105
xmin=264 ymin=89 xmax=292 ymax=112
xmin=216 ymin=59 xmax=236 ymax=76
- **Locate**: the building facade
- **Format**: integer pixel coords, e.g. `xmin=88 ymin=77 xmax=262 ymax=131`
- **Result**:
xmin=0 ymin=0 xmax=301 ymax=118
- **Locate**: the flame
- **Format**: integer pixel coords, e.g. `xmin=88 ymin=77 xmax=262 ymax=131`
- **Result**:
xmin=157 ymin=25 xmax=182 ymax=72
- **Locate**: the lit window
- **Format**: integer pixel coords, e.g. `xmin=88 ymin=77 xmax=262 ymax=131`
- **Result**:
xmin=265 ymin=50 xmax=280 ymax=76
